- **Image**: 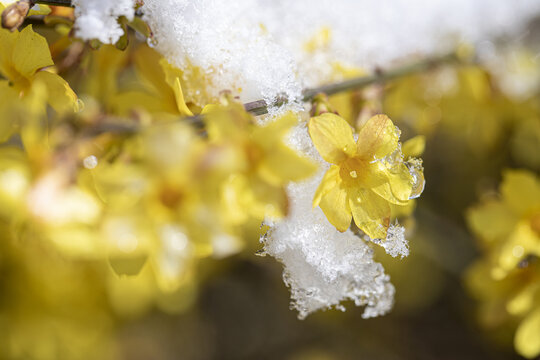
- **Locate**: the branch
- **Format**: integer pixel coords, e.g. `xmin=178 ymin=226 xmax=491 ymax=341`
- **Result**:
xmin=89 ymin=52 xmax=463 ymax=137
xmin=243 ymin=51 xmax=461 ymax=116
xmin=35 ymin=0 xmax=72 ymax=6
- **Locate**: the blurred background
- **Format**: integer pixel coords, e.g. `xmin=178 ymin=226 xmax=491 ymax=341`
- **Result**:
xmin=0 ymin=2 xmax=539 ymax=360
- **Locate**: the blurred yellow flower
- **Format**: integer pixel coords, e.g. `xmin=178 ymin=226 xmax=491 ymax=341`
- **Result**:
xmin=205 ymin=102 xmax=317 ymax=223
xmin=113 ymin=46 xmax=193 ymax=116
xmin=309 ymin=113 xmax=420 ymax=238
xmin=466 ymin=169 xmax=540 ymax=358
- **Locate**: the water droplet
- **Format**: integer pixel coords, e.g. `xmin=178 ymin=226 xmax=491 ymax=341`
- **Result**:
xmin=512 ymin=245 xmax=524 ymax=258
xmin=83 ymin=155 xmax=98 ymax=169
xmin=76 ymin=98 xmax=85 ymax=113
xmin=406 ymin=160 xmax=425 ymax=199
xmin=349 ymin=170 xmax=357 ymax=178
xmin=148 ymin=36 xmax=158 ymax=47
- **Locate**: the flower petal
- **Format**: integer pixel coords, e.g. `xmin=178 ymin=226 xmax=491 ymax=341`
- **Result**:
xmin=501 ymin=169 xmax=540 ymax=216
xmin=160 ymin=59 xmax=193 ymax=116
xmin=371 ymin=162 xmax=413 ymax=204
xmin=349 ymin=188 xmax=391 ymax=239
xmin=13 ymin=25 xmax=53 ymax=78
xmin=251 ymin=111 xmax=297 ymax=149
xmin=515 ymin=308 xmax=540 ymax=359
xmin=249 ymin=175 xmax=289 ymax=220
xmin=313 ymin=165 xmax=340 ymax=207
xmin=357 ymin=114 xmax=399 ymax=160
xmin=0 ymin=28 xmax=17 ymax=79
xmin=402 ymin=135 xmax=426 ymax=158
xmin=498 ymin=221 xmax=540 ymax=274
xmin=34 ymin=70 xmax=78 ymax=113
xmin=135 ymin=46 xmax=170 ymax=95
xmin=309 ymin=113 xmax=356 ymax=164
xmin=259 ymin=145 xmax=317 ymax=185
xmin=466 ymin=200 xmax=517 ymax=242
xmin=319 ymin=183 xmax=351 ymax=232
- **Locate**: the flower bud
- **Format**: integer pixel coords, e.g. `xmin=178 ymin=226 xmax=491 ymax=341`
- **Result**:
xmin=309 ymin=93 xmax=337 ymax=117
xmin=1 ymin=0 xmax=32 ymax=32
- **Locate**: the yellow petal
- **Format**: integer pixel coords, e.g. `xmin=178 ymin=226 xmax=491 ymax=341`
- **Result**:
xmin=319 ymin=183 xmax=351 ymax=232
xmin=172 ymin=77 xmax=194 ymax=116
xmin=221 ymin=174 xmax=251 ymax=225
xmin=507 ymin=282 xmax=539 ymax=316
xmin=85 ymin=45 xmax=127 ymax=104
xmin=402 ymin=135 xmax=426 ymax=158
xmin=309 ymin=113 xmax=356 ymax=164
xmin=258 ymin=145 xmax=317 ymax=185
xmin=498 ymin=221 xmax=540 ymax=273
xmin=515 ymin=308 xmax=540 ymax=359
xmin=313 ymin=165 xmax=340 ymax=207
xmin=204 ymin=104 xmax=250 ymax=141
xmin=370 ymin=162 xmax=412 ymax=204
xmin=134 ymin=45 xmax=170 ymax=93
xmin=0 ymin=80 xmax=19 ymax=141
xmin=160 ymin=58 xmax=193 ymax=116
xmin=13 ymin=25 xmax=53 ymax=78
xmin=501 ymin=169 xmax=540 ymax=216
xmin=466 ymin=200 xmax=517 ymax=242
xmin=0 ymin=28 xmax=17 ymax=78
xmin=390 ymin=200 xmax=416 ymax=219
xmin=250 ymin=111 xmax=297 ymax=150
xmin=255 ymin=111 xmax=297 ymax=141
xmin=109 ymin=255 xmax=148 ymax=276
xmin=356 ymin=114 xmax=399 ymax=160
xmin=201 ymin=104 xmax=221 ymax=114
xmin=112 ymin=90 xmax=177 ymax=115
xmin=34 ymin=70 xmax=78 ymax=113
xmin=249 ymin=175 xmax=289 ymax=220
xmin=46 ymin=226 xmax=104 ymax=258
xmin=349 ymin=188 xmax=391 ymax=239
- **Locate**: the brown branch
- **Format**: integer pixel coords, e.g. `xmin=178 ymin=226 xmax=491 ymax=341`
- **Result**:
xmin=35 ymin=0 xmax=72 ymax=6
xmin=243 ymin=51 xmax=461 ymax=116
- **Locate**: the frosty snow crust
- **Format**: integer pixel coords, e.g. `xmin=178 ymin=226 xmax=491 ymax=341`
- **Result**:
xmin=72 ymin=0 xmax=135 ymax=44
xmin=73 ymin=0 xmax=540 ymax=105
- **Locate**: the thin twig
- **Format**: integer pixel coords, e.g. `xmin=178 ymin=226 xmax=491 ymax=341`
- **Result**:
xmin=89 ymin=52 xmax=462 ymax=136
xmin=35 ymin=0 xmax=72 ymax=6
xmin=243 ymin=51 xmax=460 ymax=115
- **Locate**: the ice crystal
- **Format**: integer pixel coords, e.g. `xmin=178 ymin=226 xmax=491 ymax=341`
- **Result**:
xmin=72 ymin=0 xmax=135 ymax=44
xmin=371 ymin=224 xmax=409 ymax=259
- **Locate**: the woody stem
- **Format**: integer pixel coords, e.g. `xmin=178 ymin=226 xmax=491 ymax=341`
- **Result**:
xmin=35 ymin=0 xmax=73 ymax=6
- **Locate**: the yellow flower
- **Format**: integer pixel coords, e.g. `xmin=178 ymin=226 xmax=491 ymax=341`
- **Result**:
xmin=0 ymin=24 xmax=78 ymax=113
xmin=309 ymin=113 xmax=421 ymax=239
xmin=204 ymin=102 xmax=317 ymax=223
xmin=466 ymin=169 xmax=540 ymax=358
xmin=468 ymin=170 xmax=540 ymax=276
xmin=112 ymin=45 xmax=193 ymax=116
